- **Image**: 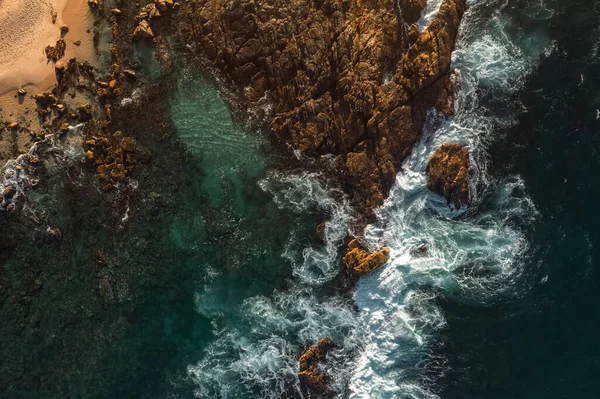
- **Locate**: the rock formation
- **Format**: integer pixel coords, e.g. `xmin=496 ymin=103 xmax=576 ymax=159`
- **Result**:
xmin=177 ymin=0 xmax=467 ymax=222
xmin=343 ymin=239 xmax=390 ymax=276
xmin=426 ymin=143 xmax=470 ymax=208
xmin=298 ymin=337 xmax=336 ymax=397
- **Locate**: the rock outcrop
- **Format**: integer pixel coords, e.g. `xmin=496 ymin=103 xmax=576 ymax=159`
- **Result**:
xmin=343 ymin=239 xmax=390 ymax=276
xmin=298 ymin=338 xmax=336 ymax=397
xmin=177 ymin=0 xmax=467 ymax=222
xmin=426 ymin=143 xmax=470 ymax=208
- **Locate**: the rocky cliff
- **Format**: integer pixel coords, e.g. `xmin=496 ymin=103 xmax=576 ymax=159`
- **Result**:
xmin=177 ymin=0 xmax=467 ymax=222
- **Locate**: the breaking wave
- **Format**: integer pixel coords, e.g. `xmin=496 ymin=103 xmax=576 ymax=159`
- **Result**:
xmin=186 ymin=0 xmax=555 ymax=397
xmin=347 ymin=0 xmax=552 ymax=397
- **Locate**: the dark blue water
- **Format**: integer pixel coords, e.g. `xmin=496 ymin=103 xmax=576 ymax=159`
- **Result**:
xmin=435 ymin=1 xmax=600 ymax=398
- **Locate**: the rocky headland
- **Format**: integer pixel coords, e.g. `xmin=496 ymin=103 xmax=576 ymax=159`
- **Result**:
xmin=176 ymin=0 xmax=467 ymax=223
xmin=0 ymin=0 xmax=471 ymax=396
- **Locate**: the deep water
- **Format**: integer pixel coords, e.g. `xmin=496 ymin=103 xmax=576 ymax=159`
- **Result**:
xmin=437 ymin=1 xmax=600 ymax=398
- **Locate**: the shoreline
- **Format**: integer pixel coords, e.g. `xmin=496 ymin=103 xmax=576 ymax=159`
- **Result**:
xmin=0 ymin=0 xmax=98 ymax=162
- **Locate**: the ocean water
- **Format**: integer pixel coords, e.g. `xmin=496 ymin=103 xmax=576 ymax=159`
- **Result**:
xmin=3 ymin=0 xmax=599 ymax=398
xmin=163 ymin=0 xmax=600 ymax=397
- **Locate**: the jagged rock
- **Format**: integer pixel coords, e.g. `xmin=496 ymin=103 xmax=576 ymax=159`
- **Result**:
xmin=426 ymin=144 xmax=470 ymax=209
xmin=343 ymin=239 xmax=390 ymax=276
xmin=133 ymin=20 xmax=154 ymax=39
xmin=121 ymin=137 xmax=136 ymax=153
xmin=176 ymin=0 xmax=467 ymax=223
xmin=88 ymin=0 xmax=98 ymax=7
xmin=298 ymin=338 xmax=335 ymax=397
xmin=111 ymin=8 xmax=122 ymax=15
xmin=44 ymin=39 xmax=66 ymax=62
xmin=410 ymin=243 xmax=429 ymax=257
xmin=139 ymin=4 xmax=161 ymax=20
xmin=17 ymin=89 xmax=26 ymax=96
xmin=155 ymin=0 xmax=171 ymax=12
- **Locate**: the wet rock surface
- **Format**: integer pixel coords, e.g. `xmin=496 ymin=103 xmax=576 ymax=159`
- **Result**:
xmin=298 ymin=337 xmax=336 ymax=397
xmin=177 ymin=0 xmax=467 ymax=222
xmin=426 ymin=143 xmax=470 ymax=209
xmin=343 ymin=239 xmax=390 ymax=277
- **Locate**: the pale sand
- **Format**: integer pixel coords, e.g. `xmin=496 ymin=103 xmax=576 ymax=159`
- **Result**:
xmin=0 ymin=0 xmax=97 ymax=95
xmin=0 ymin=0 xmax=98 ymax=158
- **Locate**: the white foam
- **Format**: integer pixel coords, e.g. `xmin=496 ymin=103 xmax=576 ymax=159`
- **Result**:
xmin=416 ymin=0 xmax=444 ymax=32
xmin=188 ymin=172 xmax=357 ymax=398
xmin=348 ymin=1 xmax=548 ymax=397
xmin=187 ymin=1 xmax=553 ymax=397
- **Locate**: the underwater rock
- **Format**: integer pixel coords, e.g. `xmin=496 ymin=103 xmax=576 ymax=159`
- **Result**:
xmin=426 ymin=143 xmax=470 ymax=209
xmin=410 ymin=243 xmax=429 ymax=257
xmin=298 ymin=338 xmax=336 ymax=397
xmin=343 ymin=239 xmax=390 ymax=276
xmin=177 ymin=0 xmax=467 ymax=222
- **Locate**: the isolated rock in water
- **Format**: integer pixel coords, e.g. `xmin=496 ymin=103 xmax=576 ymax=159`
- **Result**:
xmin=298 ymin=338 xmax=335 ymax=396
xmin=316 ymin=222 xmax=326 ymax=242
xmin=426 ymin=144 xmax=470 ymax=209
xmin=133 ymin=20 xmax=154 ymax=39
xmin=343 ymin=239 xmax=390 ymax=276
xmin=410 ymin=243 xmax=429 ymax=257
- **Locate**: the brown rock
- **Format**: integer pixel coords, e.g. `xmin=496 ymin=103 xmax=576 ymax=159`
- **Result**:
xmin=139 ymin=4 xmax=161 ymax=20
xmin=133 ymin=20 xmax=154 ymax=39
xmin=60 ymin=25 xmax=69 ymax=34
xmin=155 ymin=0 xmax=169 ymax=12
xmin=343 ymin=239 xmax=390 ymax=276
xmin=426 ymin=144 xmax=470 ymax=209
xmin=298 ymin=338 xmax=335 ymax=396
xmin=176 ymin=0 xmax=468 ymax=223
xmin=121 ymin=137 xmax=136 ymax=153
xmin=44 ymin=39 xmax=66 ymax=62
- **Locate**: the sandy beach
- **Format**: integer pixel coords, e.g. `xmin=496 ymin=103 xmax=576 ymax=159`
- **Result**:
xmin=0 ymin=0 xmax=97 ymax=159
